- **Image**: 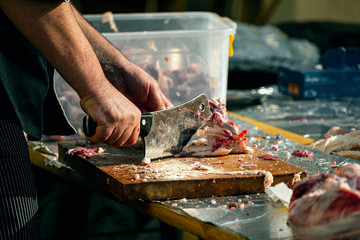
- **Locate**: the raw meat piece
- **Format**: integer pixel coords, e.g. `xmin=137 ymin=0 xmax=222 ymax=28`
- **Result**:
xmin=324 ymin=126 xmax=354 ymax=139
xmin=288 ymin=163 xmax=360 ymax=240
xmin=237 ymin=170 xmax=273 ymax=188
xmin=289 ymin=172 xmax=302 ymax=186
xmin=228 ymin=202 xmax=238 ymax=209
xmin=191 ymin=162 xmax=211 ymax=171
xmin=258 ymin=155 xmax=280 ymax=161
xmin=292 ymin=149 xmax=313 ymax=157
xmin=66 ymin=147 xmax=104 ymax=158
xmin=180 ymin=98 xmax=252 ymax=157
xmin=102 ymin=11 xmax=118 ymax=32
xmin=310 ymin=131 xmax=360 ymax=160
xmin=209 ymin=98 xmax=227 ymax=119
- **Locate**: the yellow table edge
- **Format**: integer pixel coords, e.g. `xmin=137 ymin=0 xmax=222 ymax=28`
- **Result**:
xmin=134 ymin=202 xmax=246 ymax=240
xmin=228 ymin=112 xmax=316 ymax=146
xmin=29 ymin=148 xmax=245 ymax=240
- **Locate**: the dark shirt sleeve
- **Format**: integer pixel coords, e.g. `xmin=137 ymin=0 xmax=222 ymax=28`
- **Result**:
xmin=0 ymin=7 xmax=76 ymax=139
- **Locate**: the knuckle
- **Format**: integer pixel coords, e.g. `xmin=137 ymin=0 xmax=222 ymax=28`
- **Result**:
xmin=126 ymin=136 xmax=138 ymax=146
xmin=126 ymin=128 xmax=140 ymax=146
xmin=105 ymin=138 xmax=115 ymax=145
xmin=113 ymin=138 xmax=126 ymax=148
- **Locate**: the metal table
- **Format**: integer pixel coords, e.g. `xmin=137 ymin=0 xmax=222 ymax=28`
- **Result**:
xmin=30 ymin=87 xmax=360 ymax=239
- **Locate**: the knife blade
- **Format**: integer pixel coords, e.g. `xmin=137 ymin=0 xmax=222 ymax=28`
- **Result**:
xmin=83 ymin=93 xmax=211 ymax=159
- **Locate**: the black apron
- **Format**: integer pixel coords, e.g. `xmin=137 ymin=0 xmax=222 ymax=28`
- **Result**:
xmin=0 ymin=3 xmax=75 ymax=239
xmin=0 ymin=8 xmax=76 ymax=140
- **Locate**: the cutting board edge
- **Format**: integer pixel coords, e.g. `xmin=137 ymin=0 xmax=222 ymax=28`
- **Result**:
xmin=120 ymin=170 xmax=307 ymax=200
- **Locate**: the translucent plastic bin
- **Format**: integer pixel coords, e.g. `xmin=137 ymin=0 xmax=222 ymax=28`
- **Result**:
xmin=55 ymin=12 xmax=236 ymax=131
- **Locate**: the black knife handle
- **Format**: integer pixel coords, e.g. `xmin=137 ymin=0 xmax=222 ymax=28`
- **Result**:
xmin=83 ymin=115 xmax=97 ymax=137
xmin=139 ymin=113 xmax=152 ymax=137
xmin=83 ymin=113 xmax=153 ymax=138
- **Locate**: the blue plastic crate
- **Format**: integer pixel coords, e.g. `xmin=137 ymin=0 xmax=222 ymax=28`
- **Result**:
xmin=277 ymin=47 xmax=360 ymax=99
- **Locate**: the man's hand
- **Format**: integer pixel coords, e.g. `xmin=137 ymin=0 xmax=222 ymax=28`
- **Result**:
xmin=69 ymin=6 xmax=173 ymax=113
xmin=1 ymin=1 xmax=143 ymax=147
xmin=104 ymin=61 xmax=173 ymax=113
xmin=80 ymin=82 xmax=141 ymax=147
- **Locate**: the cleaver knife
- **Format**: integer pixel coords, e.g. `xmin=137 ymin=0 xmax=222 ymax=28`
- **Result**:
xmin=83 ymin=93 xmax=211 ymax=159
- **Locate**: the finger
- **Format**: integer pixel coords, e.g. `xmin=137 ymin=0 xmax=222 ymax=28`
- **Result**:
xmin=148 ymin=90 xmax=172 ymax=111
xmin=112 ymin=125 xmax=136 ymax=148
xmin=88 ymin=124 xmax=113 ymax=143
xmin=105 ymin=126 xmax=124 ymax=146
xmin=122 ymin=125 xmax=140 ymax=147
xmin=161 ymin=92 xmax=173 ymax=108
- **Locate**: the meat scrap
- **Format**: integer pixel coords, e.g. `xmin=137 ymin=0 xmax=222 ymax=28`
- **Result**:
xmin=102 ymin=11 xmax=118 ymax=32
xmin=180 ymin=98 xmax=253 ymax=157
xmin=258 ymin=155 xmax=280 ymax=161
xmin=324 ymin=126 xmax=355 ymax=139
xmin=228 ymin=202 xmax=238 ymax=209
xmin=310 ymin=130 xmax=360 ymax=160
xmin=289 ymin=172 xmax=302 ymax=186
xmin=292 ymin=149 xmax=313 ymax=157
xmin=209 ymin=98 xmax=227 ymax=119
xmin=191 ymin=162 xmax=211 ymax=171
xmin=66 ymin=147 xmax=105 ymax=158
xmin=238 ymin=170 xmax=274 ymax=188
xmin=288 ymin=163 xmax=360 ymax=240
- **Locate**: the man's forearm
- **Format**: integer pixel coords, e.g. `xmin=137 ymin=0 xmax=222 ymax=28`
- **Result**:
xmin=0 ymin=0 xmax=111 ymax=98
xmin=70 ymin=5 xmax=128 ymax=69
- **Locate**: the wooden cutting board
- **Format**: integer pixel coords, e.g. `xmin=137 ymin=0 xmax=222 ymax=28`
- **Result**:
xmin=59 ymin=141 xmax=306 ymax=201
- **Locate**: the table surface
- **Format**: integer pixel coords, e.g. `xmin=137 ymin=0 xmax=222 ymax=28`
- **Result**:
xmin=29 ymin=87 xmax=360 ymax=240
xmin=228 ymin=86 xmax=360 ymax=140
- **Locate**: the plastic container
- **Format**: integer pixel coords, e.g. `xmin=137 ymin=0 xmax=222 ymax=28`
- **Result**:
xmin=55 ymin=12 xmax=236 ymax=130
xmin=87 ymin=12 xmax=235 ymax=103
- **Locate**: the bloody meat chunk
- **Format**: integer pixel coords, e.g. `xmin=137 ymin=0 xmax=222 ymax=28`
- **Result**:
xmin=180 ymin=98 xmax=252 ymax=157
xmin=66 ymin=147 xmax=104 ymax=158
xmin=288 ymin=163 xmax=360 ymax=240
xmin=292 ymin=149 xmax=313 ymax=157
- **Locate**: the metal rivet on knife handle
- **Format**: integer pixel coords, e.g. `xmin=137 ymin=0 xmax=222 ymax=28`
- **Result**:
xmin=140 ymin=113 xmax=152 ymax=137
